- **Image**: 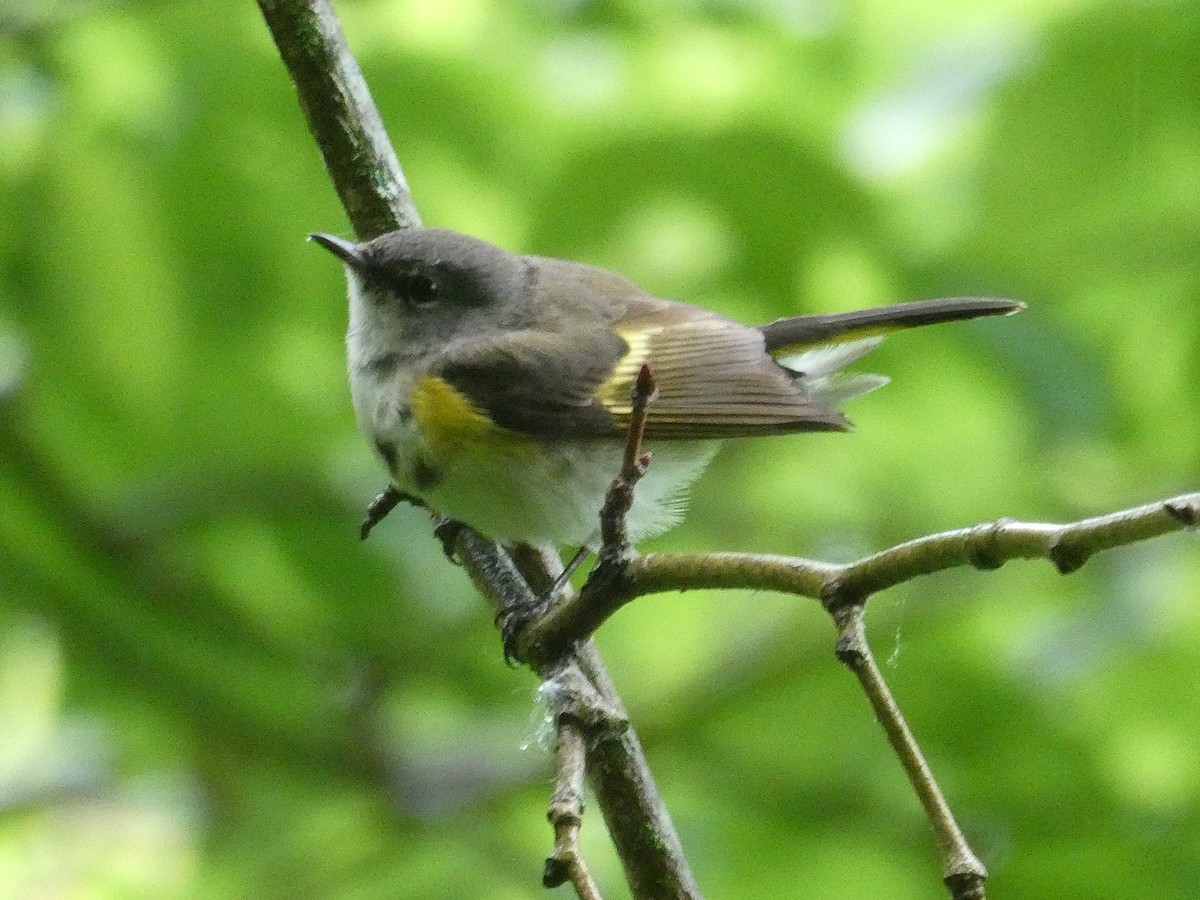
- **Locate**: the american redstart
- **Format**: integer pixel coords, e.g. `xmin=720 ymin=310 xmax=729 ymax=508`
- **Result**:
xmin=311 ymin=227 xmax=1021 ymax=548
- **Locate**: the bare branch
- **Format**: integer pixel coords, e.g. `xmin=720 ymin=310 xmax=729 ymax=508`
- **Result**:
xmin=598 ymin=363 xmax=658 ymax=552
xmin=521 ymin=365 xmax=659 ymax=663
xmin=256 ymin=0 xmax=418 ymax=238
xmin=825 ymin=493 xmax=1200 ymax=601
xmin=543 ymin=718 xmax=601 ymax=899
xmin=258 ymin=3 xmax=701 ymax=896
xmin=529 ymin=492 xmax=1200 ymax=647
xmin=540 ymin=661 xmax=625 ymax=899
xmin=456 ymin=533 xmax=702 ymax=898
xmin=523 ymin=483 xmax=1196 ymax=900
xmin=359 ymin=485 xmax=426 ymax=539
xmin=831 ymin=604 xmax=986 ymax=899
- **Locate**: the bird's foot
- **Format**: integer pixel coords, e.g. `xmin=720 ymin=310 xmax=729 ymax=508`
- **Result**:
xmin=359 ymin=485 xmax=425 ymax=540
xmin=496 ymin=592 xmax=553 ymax=666
xmin=432 ymin=517 xmax=465 ymax=562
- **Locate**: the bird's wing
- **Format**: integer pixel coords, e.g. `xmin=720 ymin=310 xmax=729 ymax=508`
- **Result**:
xmin=602 ymin=298 xmax=848 ymax=437
xmin=431 ymin=327 xmax=627 ymax=439
xmin=432 ymin=299 xmax=847 ymax=442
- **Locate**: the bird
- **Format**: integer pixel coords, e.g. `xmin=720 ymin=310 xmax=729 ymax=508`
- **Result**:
xmin=311 ymin=227 xmax=1021 ymax=552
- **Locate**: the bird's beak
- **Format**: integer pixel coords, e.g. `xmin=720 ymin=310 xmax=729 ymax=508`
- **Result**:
xmin=308 ymin=232 xmax=365 ymax=269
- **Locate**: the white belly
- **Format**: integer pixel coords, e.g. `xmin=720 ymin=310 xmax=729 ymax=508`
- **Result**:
xmin=417 ymin=436 xmax=719 ymax=546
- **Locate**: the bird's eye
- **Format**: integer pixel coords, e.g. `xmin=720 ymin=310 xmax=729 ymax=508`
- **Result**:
xmin=393 ymin=271 xmax=439 ymax=309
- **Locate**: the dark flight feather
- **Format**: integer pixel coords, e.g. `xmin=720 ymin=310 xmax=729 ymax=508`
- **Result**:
xmin=759 ymin=297 xmax=1023 ymax=352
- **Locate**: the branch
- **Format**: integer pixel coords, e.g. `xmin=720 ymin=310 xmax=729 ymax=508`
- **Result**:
xmin=460 ymin=534 xmax=702 ymax=898
xmin=529 ymin=492 xmax=1200 ymax=647
xmin=522 ymin=468 xmax=1196 ymax=899
xmin=540 ymin=662 xmax=626 ymax=899
xmin=544 ymin=717 xmax=601 ymax=900
xmin=831 ymin=604 xmax=986 ymax=899
xmin=599 ymin=363 xmax=658 ymax=552
xmin=257 ymin=2 xmax=701 ymax=896
xmin=518 ymin=365 xmax=658 ymax=665
xmin=256 ymin=0 xmax=419 ymax=238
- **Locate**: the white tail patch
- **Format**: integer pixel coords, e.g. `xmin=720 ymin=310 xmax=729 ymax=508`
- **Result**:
xmin=806 ymin=372 xmax=890 ymax=405
xmin=775 ymin=337 xmax=889 ymax=405
xmin=774 ymin=336 xmax=884 ymax=377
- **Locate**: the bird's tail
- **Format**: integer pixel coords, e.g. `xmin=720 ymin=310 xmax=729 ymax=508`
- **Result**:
xmin=762 ymin=296 xmax=1023 ymax=407
xmin=759 ymin=296 xmax=1023 ymax=354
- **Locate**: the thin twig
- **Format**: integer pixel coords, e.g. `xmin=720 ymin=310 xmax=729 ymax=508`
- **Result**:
xmin=457 ymin=533 xmax=702 ymax=899
xmin=522 ymin=365 xmax=658 ymax=663
xmin=539 ymin=660 xmax=625 ymax=899
xmin=526 ymin=491 xmax=1197 ymax=899
xmin=359 ymin=485 xmax=425 ymax=539
xmin=598 ymin=362 xmax=658 ymax=552
xmin=544 ymin=718 xmax=602 ymax=899
xmin=830 ymin=604 xmax=987 ymax=899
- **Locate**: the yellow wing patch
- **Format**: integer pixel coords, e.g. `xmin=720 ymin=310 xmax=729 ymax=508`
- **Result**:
xmin=597 ymin=326 xmax=660 ymax=415
xmin=412 ymin=376 xmax=537 ymax=462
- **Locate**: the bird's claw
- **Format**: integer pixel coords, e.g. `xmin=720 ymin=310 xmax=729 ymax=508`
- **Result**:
xmin=432 ymin=517 xmax=465 ymax=562
xmin=359 ymin=486 xmax=425 ymax=540
xmin=495 ymin=590 xmax=556 ymax=666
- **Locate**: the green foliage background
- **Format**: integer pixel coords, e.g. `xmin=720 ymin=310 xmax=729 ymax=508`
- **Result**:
xmin=1 ymin=0 xmax=1198 ymax=896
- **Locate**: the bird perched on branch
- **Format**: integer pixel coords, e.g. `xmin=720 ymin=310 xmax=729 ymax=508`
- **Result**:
xmin=312 ymin=227 xmax=1021 ymax=549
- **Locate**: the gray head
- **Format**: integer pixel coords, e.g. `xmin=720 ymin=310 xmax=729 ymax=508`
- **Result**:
xmin=310 ymin=227 xmax=533 ymax=350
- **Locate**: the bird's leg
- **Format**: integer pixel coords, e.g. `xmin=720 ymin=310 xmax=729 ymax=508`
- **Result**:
xmin=550 ymin=544 xmax=593 ymax=596
xmin=432 ymin=517 xmax=466 ymax=562
xmin=493 ymin=543 xmax=579 ymax=662
xmin=497 ymin=542 xmax=595 ymax=657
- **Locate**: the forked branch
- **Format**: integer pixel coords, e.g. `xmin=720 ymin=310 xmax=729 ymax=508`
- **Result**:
xmin=257 ymin=2 xmax=700 ymax=897
xmin=529 ymin=492 xmax=1200 ymax=650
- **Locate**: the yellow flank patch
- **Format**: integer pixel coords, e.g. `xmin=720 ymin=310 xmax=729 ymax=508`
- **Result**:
xmin=598 ymin=327 xmax=658 ymax=415
xmin=411 ymin=376 xmax=535 ymax=462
